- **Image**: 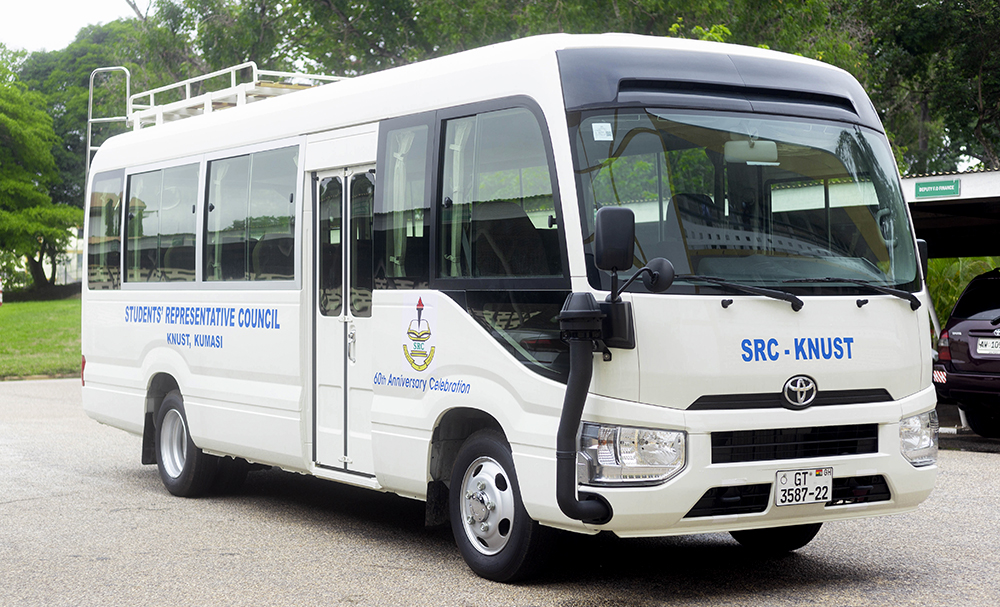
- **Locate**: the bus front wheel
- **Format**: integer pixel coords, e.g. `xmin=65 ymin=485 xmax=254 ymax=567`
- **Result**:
xmin=154 ymin=391 xmax=218 ymax=497
xmin=449 ymin=429 xmax=546 ymax=582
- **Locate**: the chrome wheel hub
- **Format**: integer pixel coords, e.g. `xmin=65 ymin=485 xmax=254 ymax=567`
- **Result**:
xmin=160 ymin=408 xmax=188 ymax=479
xmin=459 ymin=456 xmax=515 ymax=556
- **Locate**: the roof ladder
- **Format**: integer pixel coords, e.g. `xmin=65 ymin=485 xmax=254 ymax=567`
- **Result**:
xmin=86 ymin=66 xmax=131 ymax=180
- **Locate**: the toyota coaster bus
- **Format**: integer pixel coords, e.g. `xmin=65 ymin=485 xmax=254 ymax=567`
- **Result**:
xmin=82 ymin=33 xmax=938 ymax=581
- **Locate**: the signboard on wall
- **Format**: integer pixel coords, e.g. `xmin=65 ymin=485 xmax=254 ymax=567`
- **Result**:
xmin=915 ymin=179 xmax=961 ymax=199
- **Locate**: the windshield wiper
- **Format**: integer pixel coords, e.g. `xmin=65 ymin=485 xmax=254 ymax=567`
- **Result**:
xmin=783 ymin=277 xmax=920 ymax=310
xmin=678 ymin=275 xmax=804 ymax=311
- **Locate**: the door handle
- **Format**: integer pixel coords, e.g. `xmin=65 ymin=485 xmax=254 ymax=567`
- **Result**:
xmin=347 ymin=325 xmax=357 ymax=363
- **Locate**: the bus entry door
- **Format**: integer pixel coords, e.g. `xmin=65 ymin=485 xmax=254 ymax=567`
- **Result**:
xmin=314 ymin=167 xmax=376 ymax=477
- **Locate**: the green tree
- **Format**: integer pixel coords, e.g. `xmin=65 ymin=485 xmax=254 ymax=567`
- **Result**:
xmin=19 ymin=21 xmax=143 ymax=210
xmin=134 ymin=0 xmax=303 ymax=72
xmin=926 ymin=257 xmax=1000 ymax=318
xmin=1 ymin=43 xmax=83 ymax=290
xmin=933 ymin=0 xmax=1000 ymax=170
xmin=863 ymin=0 xmax=1000 ymax=173
xmin=289 ymin=0 xmax=868 ymax=78
xmin=727 ymin=0 xmax=869 ymax=77
xmin=862 ymin=1 xmax=956 ymax=174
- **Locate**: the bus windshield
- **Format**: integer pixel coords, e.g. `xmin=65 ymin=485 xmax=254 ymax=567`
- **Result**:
xmin=571 ymin=109 xmax=919 ymax=294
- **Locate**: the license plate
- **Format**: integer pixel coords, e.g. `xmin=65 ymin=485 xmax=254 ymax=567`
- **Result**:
xmin=977 ymin=338 xmax=1000 ymax=355
xmin=775 ymin=468 xmax=833 ymax=506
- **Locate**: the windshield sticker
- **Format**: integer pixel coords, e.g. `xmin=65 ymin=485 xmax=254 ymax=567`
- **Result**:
xmin=742 ymin=337 xmax=855 ymax=362
xmin=592 ymin=123 xmax=614 ymax=142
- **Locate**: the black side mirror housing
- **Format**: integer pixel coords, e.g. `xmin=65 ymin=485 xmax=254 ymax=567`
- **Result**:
xmin=594 ymin=207 xmax=634 ymax=272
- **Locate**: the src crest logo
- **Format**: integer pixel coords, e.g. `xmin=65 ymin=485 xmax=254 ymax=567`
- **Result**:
xmin=403 ymin=298 xmax=435 ymax=371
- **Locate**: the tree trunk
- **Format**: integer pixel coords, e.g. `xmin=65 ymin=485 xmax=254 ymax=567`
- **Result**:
xmin=974 ymin=120 xmax=1000 ymax=170
xmin=48 ymin=250 xmax=58 ymax=285
xmin=915 ymin=93 xmax=930 ymax=174
xmin=25 ymin=253 xmax=50 ymax=290
xmin=918 ymin=95 xmax=929 ymax=153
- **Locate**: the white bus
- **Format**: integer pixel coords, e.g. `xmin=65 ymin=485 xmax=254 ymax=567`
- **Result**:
xmin=82 ymin=34 xmax=938 ymax=581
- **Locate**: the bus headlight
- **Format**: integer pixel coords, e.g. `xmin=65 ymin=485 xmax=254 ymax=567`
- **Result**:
xmin=900 ymin=410 xmax=938 ymax=467
xmin=578 ymin=423 xmax=686 ymax=486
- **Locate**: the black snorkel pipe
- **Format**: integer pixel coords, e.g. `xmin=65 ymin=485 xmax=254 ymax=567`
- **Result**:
xmin=555 ymin=207 xmax=674 ymax=525
xmin=556 ymin=292 xmax=613 ymax=525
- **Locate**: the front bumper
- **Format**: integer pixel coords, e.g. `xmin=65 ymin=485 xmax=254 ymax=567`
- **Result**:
xmin=594 ymin=426 xmax=935 ymax=537
xmin=525 ymin=386 xmax=938 ymax=537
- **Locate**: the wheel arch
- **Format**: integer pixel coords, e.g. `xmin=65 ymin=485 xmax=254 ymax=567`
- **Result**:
xmin=424 ymin=407 xmax=504 ymax=526
xmin=141 ymin=373 xmax=180 ymax=465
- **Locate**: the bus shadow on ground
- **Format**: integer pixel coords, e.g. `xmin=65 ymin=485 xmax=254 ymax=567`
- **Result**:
xmin=203 ymin=465 xmax=889 ymax=598
xmin=536 ymin=530 xmax=881 ymax=599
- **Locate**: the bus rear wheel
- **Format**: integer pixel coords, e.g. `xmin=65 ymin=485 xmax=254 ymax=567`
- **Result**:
xmin=155 ymin=391 xmax=218 ymax=497
xmin=449 ymin=429 xmax=546 ymax=582
xmin=730 ymin=522 xmax=822 ymax=554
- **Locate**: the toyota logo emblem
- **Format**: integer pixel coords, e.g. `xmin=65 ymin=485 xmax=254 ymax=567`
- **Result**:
xmin=783 ymin=376 xmax=817 ymax=409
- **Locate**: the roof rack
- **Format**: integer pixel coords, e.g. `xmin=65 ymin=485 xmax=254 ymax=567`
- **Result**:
xmin=87 ymin=62 xmax=341 ymax=177
xmin=127 ymin=62 xmax=343 ymax=130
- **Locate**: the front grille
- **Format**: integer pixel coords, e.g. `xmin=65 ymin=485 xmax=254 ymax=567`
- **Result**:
xmin=685 ymin=484 xmax=771 ymax=518
xmin=690 ymin=389 xmax=892 ymax=410
xmin=828 ymin=475 xmax=891 ymax=506
xmin=712 ymin=424 xmax=878 ymax=464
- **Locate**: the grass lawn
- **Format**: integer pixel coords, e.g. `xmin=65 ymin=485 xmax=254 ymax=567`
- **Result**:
xmin=0 ymin=298 xmax=81 ymax=379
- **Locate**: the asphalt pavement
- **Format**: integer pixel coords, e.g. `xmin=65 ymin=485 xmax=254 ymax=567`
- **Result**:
xmin=2 ymin=379 xmax=999 ymax=606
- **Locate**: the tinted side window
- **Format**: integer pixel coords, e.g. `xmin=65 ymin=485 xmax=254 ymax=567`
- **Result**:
xmin=463 ymin=290 xmax=571 ymax=383
xmin=205 ymin=155 xmax=250 ymax=281
xmin=376 ymin=123 xmax=430 ymax=289
xmin=438 ymin=108 xmax=562 ymax=279
xmin=87 ymin=170 xmax=124 ymax=290
xmin=205 ymin=145 xmax=298 ymax=281
xmin=350 ymin=172 xmax=375 ymax=317
xmin=318 ymin=176 xmax=343 ymax=316
xmin=125 ymin=163 xmax=198 ymax=282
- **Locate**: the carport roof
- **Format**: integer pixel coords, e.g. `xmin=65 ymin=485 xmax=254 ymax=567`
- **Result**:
xmin=903 ymin=168 xmax=1000 ymax=258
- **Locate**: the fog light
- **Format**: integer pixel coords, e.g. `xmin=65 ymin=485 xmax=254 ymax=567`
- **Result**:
xmin=900 ymin=410 xmax=938 ymax=467
xmin=579 ymin=423 xmax=686 ymax=486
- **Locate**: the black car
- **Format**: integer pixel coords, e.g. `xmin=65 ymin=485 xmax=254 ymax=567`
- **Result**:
xmin=935 ymin=268 xmax=1000 ymax=438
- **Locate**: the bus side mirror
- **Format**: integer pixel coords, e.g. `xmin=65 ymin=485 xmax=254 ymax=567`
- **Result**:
xmin=594 ymin=207 xmax=634 ymax=272
xmin=642 ymin=257 xmax=675 ymax=293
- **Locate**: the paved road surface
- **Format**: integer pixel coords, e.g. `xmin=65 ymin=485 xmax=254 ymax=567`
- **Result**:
xmin=2 ymin=379 xmax=998 ymax=606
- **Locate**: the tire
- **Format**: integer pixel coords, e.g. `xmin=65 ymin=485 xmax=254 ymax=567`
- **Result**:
xmin=963 ymin=405 xmax=1000 ymax=438
xmin=154 ymin=391 xmax=218 ymax=497
xmin=730 ymin=523 xmax=822 ymax=554
xmin=449 ymin=429 xmax=546 ymax=582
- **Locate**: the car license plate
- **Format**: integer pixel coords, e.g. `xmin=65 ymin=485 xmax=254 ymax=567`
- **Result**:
xmin=977 ymin=338 xmax=1000 ymax=355
xmin=775 ymin=468 xmax=833 ymax=506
